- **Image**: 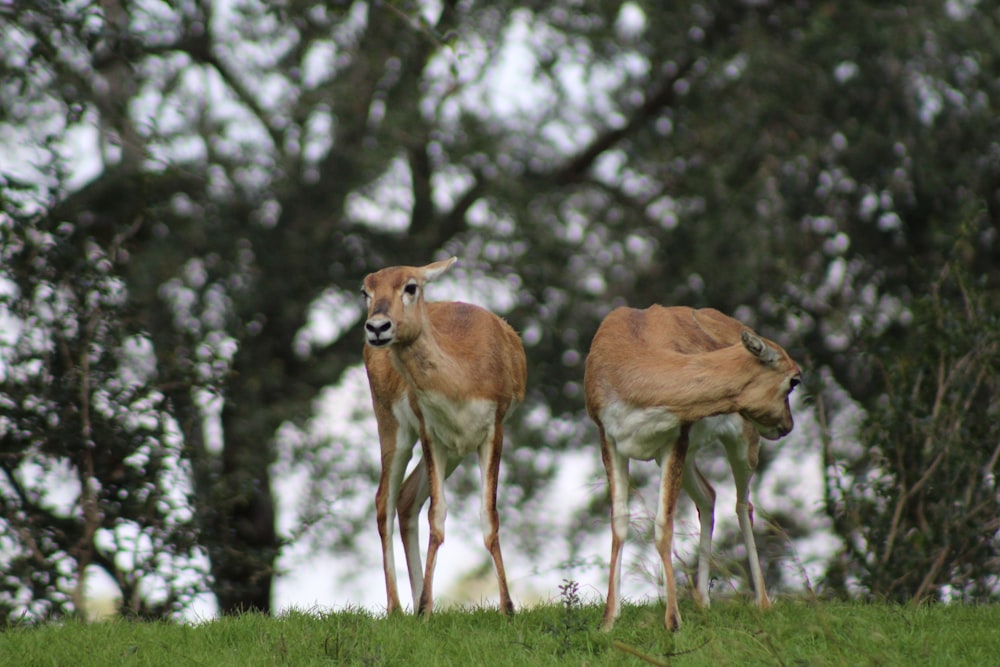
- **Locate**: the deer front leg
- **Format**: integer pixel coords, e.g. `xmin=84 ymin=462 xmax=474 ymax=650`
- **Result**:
xmin=655 ymin=424 xmax=691 ymax=632
xmin=375 ymin=421 xmax=415 ymax=614
xmin=682 ymin=462 xmax=716 ymax=609
xmin=726 ymin=433 xmax=770 ymax=610
xmin=417 ymin=432 xmax=448 ymax=618
xmin=398 ymin=459 xmax=429 ymax=609
xmin=478 ymin=415 xmax=513 ymax=615
xmin=375 ymin=467 xmax=402 ymax=614
xmin=599 ymin=428 xmax=630 ymax=631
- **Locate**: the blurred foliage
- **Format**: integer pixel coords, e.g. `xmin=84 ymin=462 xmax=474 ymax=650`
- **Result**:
xmin=0 ymin=0 xmax=998 ymax=617
xmin=0 ymin=208 xmax=203 ymax=621
xmin=826 ymin=236 xmax=1000 ymax=602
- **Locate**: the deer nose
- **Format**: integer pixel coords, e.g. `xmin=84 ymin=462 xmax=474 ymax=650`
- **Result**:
xmin=366 ymin=319 xmax=392 ymax=335
xmin=365 ymin=317 xmax=394 ymax=347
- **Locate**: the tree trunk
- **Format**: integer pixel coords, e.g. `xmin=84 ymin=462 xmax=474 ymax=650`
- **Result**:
xmin=211 ymin=404 xmax=277 ymax=615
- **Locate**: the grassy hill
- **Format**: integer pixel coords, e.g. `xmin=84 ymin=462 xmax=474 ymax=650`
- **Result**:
xmin=3 ymin=596 xmax=998 ymax=666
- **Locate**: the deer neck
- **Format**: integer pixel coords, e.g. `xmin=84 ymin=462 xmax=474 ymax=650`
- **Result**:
xmin=390 ymin=316 xmax=459 ymax=397
xmin=645 ymin=345 xmax=758 ymax=422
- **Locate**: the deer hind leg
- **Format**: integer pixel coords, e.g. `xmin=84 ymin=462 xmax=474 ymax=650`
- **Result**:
xmin=478 ymin=415 xmax=513 ymax=615
xmin=725 ymin=425 xmax=770 ymax=609
xmin=682 ymin=461 xmax=716 ymax=609
xmin=375 ymin=422 xmax=417 ymax=614
xmin=599 ymin=426 xmax=630 ymax=632
xmin=655 ymin=425 xmax=691 ymax=632
xmin=398 ymin=458 xmax=430 ymax=609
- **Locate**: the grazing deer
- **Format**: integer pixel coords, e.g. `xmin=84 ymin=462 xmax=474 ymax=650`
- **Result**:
xmin=361 ymin=257 xmax=526 ymax=617
xmin=584 ymin=306 xmax=801 ymax=631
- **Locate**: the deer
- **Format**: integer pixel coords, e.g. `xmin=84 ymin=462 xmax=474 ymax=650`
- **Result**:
xmin=361 ymin=257 xmax=526 ymax=618
xmin=583 ymin=305 xmax=801 ymax=632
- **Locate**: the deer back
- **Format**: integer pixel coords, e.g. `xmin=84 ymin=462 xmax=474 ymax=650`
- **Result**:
xmin=585 ymin=306 xmax=800 ymax=438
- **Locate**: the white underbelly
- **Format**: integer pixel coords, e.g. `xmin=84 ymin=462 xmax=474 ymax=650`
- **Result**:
xmin=418 ymin=392 xmax=497 ymax=459
xmin=599 ymin=399 xmax=744 ymax=461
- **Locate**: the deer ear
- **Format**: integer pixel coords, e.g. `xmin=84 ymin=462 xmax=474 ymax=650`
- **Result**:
xmin=420 ymin=256 xmax=457 ymax=284
xmin=741 ymin=330 xmax=781 ymax=367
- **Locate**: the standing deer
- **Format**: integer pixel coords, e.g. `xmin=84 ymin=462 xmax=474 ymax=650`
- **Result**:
xmin=361 ymin=257 xmax=525 ymax=617
xmin=584 ymin=305 xmax=801 ymax=631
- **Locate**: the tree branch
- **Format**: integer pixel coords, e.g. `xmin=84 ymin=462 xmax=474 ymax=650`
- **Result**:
xmin=548 ymin=59 xmax=696 ymax=185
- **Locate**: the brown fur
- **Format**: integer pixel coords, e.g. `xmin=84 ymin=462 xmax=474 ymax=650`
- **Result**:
xmin=362 ymin=258 xmax=525 ymax=617
xmin=584 ymin=305 xmax=801 ymax=632
xmin=586 ymin=305 xmax=798 ymax=434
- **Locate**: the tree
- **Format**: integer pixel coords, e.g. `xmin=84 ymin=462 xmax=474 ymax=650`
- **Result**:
xmin=825 ymin=248 xmax=1000 ymax=602
xmin=1 ymin=0 xmax=999 ymax=618
xmin=0 ymin=208 xmax=202 ymax=620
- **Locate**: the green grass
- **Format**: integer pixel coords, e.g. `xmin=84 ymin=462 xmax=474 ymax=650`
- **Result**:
xmin=3 ymin=597 xmax=999 ymax=666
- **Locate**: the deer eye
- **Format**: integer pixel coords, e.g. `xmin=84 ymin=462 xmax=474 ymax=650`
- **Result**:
xmin=403 ymin=282 xmax=418 ymax=296
xmin=789 ymin=377 xmax=801 ymax=391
